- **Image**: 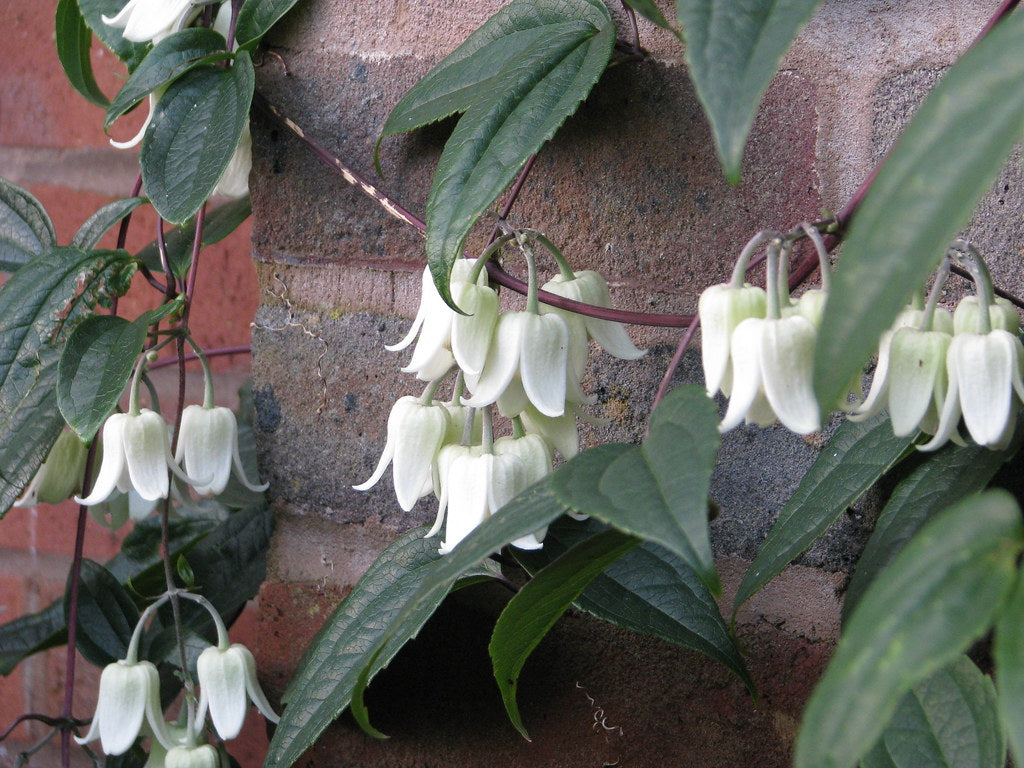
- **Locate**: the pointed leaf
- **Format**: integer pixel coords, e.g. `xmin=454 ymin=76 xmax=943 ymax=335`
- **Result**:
xmin=862 ymin=656 xmax=1004 ymax=768
xmin=72 ymin=197 xmax=146 ymax=250
xmin=141 ymin=55 xmax=254 ymax=225
xmin=67 ymin=558 xmax=141 ymax=667
xmin=0 ymin=178 xmax=55 ymax=272
xmin=733 ymin=412 xmax=911 ymax=615
xmin=77 ymin=0 xmax=148 ymax=71
xmin=57 ymin=314 xmax=151 ymax=442
xmin=515 ymin=517 xmax=753 ymax=692
xmin=106 ymin=28 xmax=231 ymax=128
xmin=676 ymin=0 xmax=822 ymax=182
xmin=234 ymin=0 xmax=305 ymax=47
xmin=794 ymin=490 xmax=1023 ymax=768
xmin=0 ymin=247 xmax=135 ymax=518
xmin=995 ymin=568 xmax=1024 ymax=766
xmin=624 ymin=0 xmax=672 ymax=31
xmin=56 ymin=0 xmax=110 ymax=107
xmin=550 ymin=385 xmax=721 ymax=591
xmin=491 ymin=528 xmax=638 ymax=738
xmin=0 ymin=602 xmax=66 ymax=676
xmin=814 ymin=9 xmax=1024 ymax=410
xmin=845 ymin=441 xmax=1014 ymax=621
xmin=135 ymin=195 xmax=251 ymax=278
xmin=424 ymin=0 xmax=614 ymax=306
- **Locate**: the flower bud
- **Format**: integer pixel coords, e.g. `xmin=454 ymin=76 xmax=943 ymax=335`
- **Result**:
xmin=15 ymin=429 xmax=88 ymax=507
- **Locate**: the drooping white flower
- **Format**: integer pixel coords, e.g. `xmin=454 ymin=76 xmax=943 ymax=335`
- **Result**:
xmin=175 ymin=405 xmax=268 ymax=496
xmin=197 ymin=643 xmax=279 ymax=741
xmin=14 ymin=428 xmax=88 ymax=507
xmin=952 ymin=295 xmax=1020 ymax=335
xmin=211 ymin=124 xmax=252 ymax=199
xmin=76 ymin=410 xmax=207 ymax=505
xmin=884 ymin=327 xmax=953 ymax=437
xmin=102 ymin=0 xmax=195 ymax=44
xmin=75 ymin=659 xmax=173 ymax=755
xmin=719 ymin=315 xmax=820 ymax=435
xmin=163 ymin=745 xmax=220 ymax=768
xmin=462 ymin=310 xmax=570 ymax=418
xmin=450 ymin=279 xmax=500 ymax=376
xmin=353 ymin=396 xmax=450 ymax=510
xmin=919 ymin=329 xmax=1024 ymax=451
xmin=697 ymin=282 xmax=767 ymax=397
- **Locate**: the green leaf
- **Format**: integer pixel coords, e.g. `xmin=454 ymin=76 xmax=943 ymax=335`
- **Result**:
xmin=106 ymin=29 xmax=231 ymax=129
xmin=268 ymin=479 xmax=571 ymax=767
xmin=0 ymin=602 xmax=65 ymax=676
xmin=862 ymin=656 xmax=1004 ymax=768
xmin=515 ymin=518 xmax=753 ymax=692
xmin=55 ymin=0 xmax=110 ymax=107
xmin=136 ymin=195 xmax=251 ymax=278
xmin=814 ymin=9 xmax=1024 ymax=410
xmin=57 ymin=314 xmax=150 ymax=442
xmin=794 ymin=490 xmax=1023 ymax=768
xmin=71 ymin=197 xmax=147 ymax=250
xmin=491 ymin=528 xmax=638 ymax=738
xmin=0 ymin=178 xmax=56 ymax=272
xmin=733 ymin=413 xmax=911 ymax=615
xmin=844 ymin=442 xmax=1014 ymax=621
xmin=77 ymin=0 xmax=148 ymax=70
xmin=550 ymin=385 xmax=722 ymax=592
xmin=422 ymin=0 xmax=614 ymax=307
xmin=624 ymin=0 xmax=673 ymax=31
xmin=0 ymin=247 xmax=134 ymax=518
xmin=234 ymin=0 xmax=304 ymax=46
xmin=68 ymin=558 xmax=141 ymax=667
xmin=675 ymin=0 xmax=822 ymax=183
xmin=994 ymin=568 xmax=1024 ymax=766
xmin=141 ymin=55 xmax=254 ymax=225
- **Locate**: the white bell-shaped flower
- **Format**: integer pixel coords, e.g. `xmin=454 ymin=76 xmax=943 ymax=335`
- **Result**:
xmin=353 ymin=396 xmax=450 ymax=510
xmin=450 ymin=279 xmax=500 ymax=376
xmin=952 ymin=295 xmax=1019 ymax=335
xmin=175 ymin=405 xmax=268 ymax=496
xmin=76 ymin=410 xmax=206 ymax=505
xmin=163 ymin=745 xmax=219 ymax=768
xmin=885 ymin=328 xmax=953 ymax=437
xmin=102 ymin=0 xmax=194 ymax=44
xmin=697 ymin=282 xmax=767 ymax=397
xmin=75 ymin=659 xmax=173 ymax=756
xmin=719 ymin=315 xmax=820 ymax=435
xmin=462 ymin=310 xmax=570 ymax=418
xmin=15 ymin=428 xmax=88 ymax=507
xmin=196 ymin=643 xmax=279 ymax=741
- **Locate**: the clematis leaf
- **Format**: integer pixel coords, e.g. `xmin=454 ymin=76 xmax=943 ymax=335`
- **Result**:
xmin=0 ymin=178 xmax=55 ymax=272
xmin=71 ymin=197 xmax=147 ymax=251
xmin=55 ymin=0 xmax=110 ymax=107
xmin=235 ymin=0 xmax=305 ymax=47
xmin=995 ymin=569 xmax=1024 ymax=766
xmin=66 ymin=558 xmax=140 ymax=668
xmin=794 ymin=490 xmax=1023 ymax=768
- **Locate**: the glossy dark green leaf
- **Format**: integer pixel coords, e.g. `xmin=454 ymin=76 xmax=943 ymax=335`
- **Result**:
xmin=0 ymin=177 xmax=55 ymax=272
xmin=57 ymin=314 xmax=150 ymax=442
xmin=862 ymin=656 xmax=1004 ymax=768
xmin=845 ymin=442 xmax=1013 ymax=621
xmin=71 ymin=197 xmax=147 ymax=250
xmin=624 ymin=0 xmax=673 ymax=30
xmin=0 ymin=602 xmax=65 ymax=676
xmin=141 ymin=55 xmax=254 ymax=225
xmin=676 ymin=0 xmax=822 ymax=182
xmin=550 ymin=385 xmax=722 ymax=592
xmin=491 ymin=528 xmax=638 ymax=738
xmin=0 ymin=247 xmax=134 ymax=518
xmin=423 ymin=0 xmax=614 ymax=307
xmin=68 ymin=558 xmax=141 ymax=667
xmin=268 ymin=478 xmax=570 ymax=768
xmin=106 ymin=29 xmax=231 ymax=128
xmin=733 ymin=413 xmax=911 ymax=615
xmin=794 ymin=490 xmax=1023 ymax=768
xmin=994 ymin=568 xmax=1024 ymax=766
xmin=515 ymin=517 xmax=753 ymax=692
xmin=136 ymin=195 xmax=251 ymax=278
xmin=814 ymin=9 xmax=1024 ymax=410
xmin=56 ymin=0 xmax=110 ymax=107
xmin=234 ymin=0 xmax=304 ymax=46
xmin=77 ymin=0 xmax=148 ymax=71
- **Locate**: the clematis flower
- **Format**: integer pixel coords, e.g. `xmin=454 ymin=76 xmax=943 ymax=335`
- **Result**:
xmin=719 ymin=315 xmax=820 ymax=435
xmin=163 ymin=745 xmax=219 ymax=768
xmin=76 ymin=410 xmax=207 ymax=505
xmin=75 ymin=659 xmax=173 ymax=755
xmin=212 ymin=124 xmax=252 ymax=199
xmin=697 ymin=282 xmax=767 ymax=397
xmin=176 ymin=405 xmax=268 ymax=496
xmin=884 ymin=327 xmax=954 ymax=437
xmin=462 ymin=310 xmax=570 ymax=418
xmin=197 ymin=643 xmax=279 ymax=741
xmin=952 ymin=295 xmax=1019 ymax=334
xmin=102 ymin=0 xmax=195 ymax=44
xmin=15 ymin=428 xmax=88 ymax=507
xmin=919 ymin=329 xmax=1024 ymax=451
xmin=353 ymin=396 xmax=450 ymax=510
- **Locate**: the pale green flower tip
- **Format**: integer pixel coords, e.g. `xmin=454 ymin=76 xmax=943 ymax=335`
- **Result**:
xmin=165 ymin=745 xmax=219 ymax=768
xmin=15 ymin=428 xmax=88 ymax=507
xmin=953 ymin=296 xmax=1020 ymax=335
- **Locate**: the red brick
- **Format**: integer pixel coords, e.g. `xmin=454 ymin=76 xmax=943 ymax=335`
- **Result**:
xmin=0 ymin=574 xmax=29 ymax=742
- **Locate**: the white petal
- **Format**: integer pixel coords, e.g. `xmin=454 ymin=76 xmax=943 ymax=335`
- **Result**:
xmin=96 ymin=662 xmax=148 ymax=755
xmin=887 ymin=329 xmax=950 ymax=437
xmin=439 ymin=454 xmax=491 ymax=554
xmin=955 ymin=333 xmax=1014 ymax=447
xmin=462 ymin=312 xmax=527 ymax=409
xmin=121 ymin=0 xmax=192 ymax=42
xmin=918 ymin=353 xmax=963 ymax=452
xmin=176 ymin=405 xmax=232 ymax=495
xmin=699 ymin=284 xmax=766 ymax=396
xmin=110 ymin=94 xmax=155 ymax=150
xmin=451 ymin=283 xmax=499 ymax=376
xmin=385 ymin=270 xmax=429 ymax=352
xmin=390 ymin=403 xmax=449 ymax=511
xmin=719 ymin=319 xmax=766 ymax=432
xmin=102 ymin=0 xmax=140 ymax=28
xmin=76 ymin=414 xmax=130 ymax=506
xmin=121 ymin=410 xmax=172 ymax=501
xmin=212 ymin=125 xmax=252 ymax=199
xmin=496 ymin=377 xmax=529 ymax=418
xmin=519 ymin=405 xmax=579 ymax=459
xmin=197 ymin=645 xmax=248 ymax=741
xmin=760 ymin=316 xmax=820 ymax=434
xmin=520 ymin=313 xmax=569 ymax=418
xmin=239 ymin=644 xmax=279 ymax=723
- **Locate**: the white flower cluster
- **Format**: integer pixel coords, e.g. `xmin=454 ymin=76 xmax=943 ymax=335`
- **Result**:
xmin=356 ymin=250 xmax=644 ymax=554
xmin=700 ymin=236 xmax=1023 ymax=451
